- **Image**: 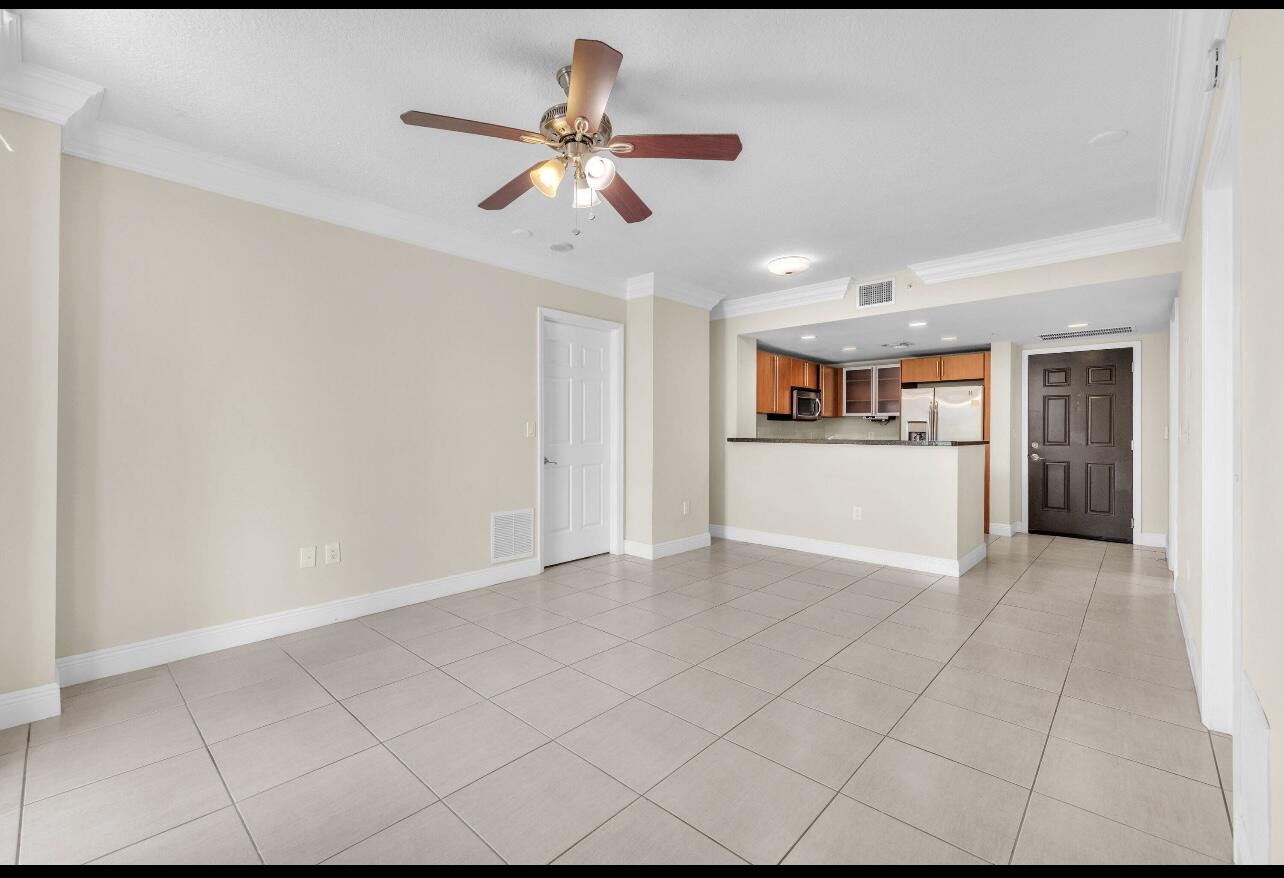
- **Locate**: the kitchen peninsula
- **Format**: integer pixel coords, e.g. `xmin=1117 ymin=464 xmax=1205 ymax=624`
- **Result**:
xmin=716 ymin=438 xmax=988 ymax=576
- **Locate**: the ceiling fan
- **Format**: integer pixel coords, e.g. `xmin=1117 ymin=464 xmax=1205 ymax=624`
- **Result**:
xmin=401 ymin=39 xmax=742 ymax=224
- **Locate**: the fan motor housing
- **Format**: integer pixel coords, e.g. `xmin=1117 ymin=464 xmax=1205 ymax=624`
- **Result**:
xmin=539 ymin=103 xmax=612 ymax=146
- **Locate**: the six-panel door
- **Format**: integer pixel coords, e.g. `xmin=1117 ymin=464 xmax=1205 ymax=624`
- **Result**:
xmin=543 ymin=320 xmax=613 ymax=564
xmin=1027 ymin=348 xmax=1134 ymax=541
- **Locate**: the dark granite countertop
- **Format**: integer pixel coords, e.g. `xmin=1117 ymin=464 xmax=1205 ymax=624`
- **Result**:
xmin=727 ymin=438 xmax=988 ymax=447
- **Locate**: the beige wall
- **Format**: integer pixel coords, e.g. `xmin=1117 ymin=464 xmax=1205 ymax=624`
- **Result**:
xmin=1174 ymin=10 xmax=1284 ymax=858
xmin=721 ymin=442 xmax=984 ymax=569
xmin=625 ymin=295 xmax=711 ymax=546
xmin=651 ymin=297 xmax=711 ymax=544
xmin=57 ymin=157 xmax=625 ymax=657
xmin=624 ymin=297 xmax=655 ymax=545
xmin=0 ymin=108 xmax=61 ymax=695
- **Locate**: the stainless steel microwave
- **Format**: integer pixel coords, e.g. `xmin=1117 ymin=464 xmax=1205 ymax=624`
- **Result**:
xmin=791 ymin=388 xmax=821 ymax=421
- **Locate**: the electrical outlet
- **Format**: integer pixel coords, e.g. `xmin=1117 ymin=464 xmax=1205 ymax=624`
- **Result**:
xmin=852 ymin=506 xmax=862 ymax=521
xmin=682 ymin=500 xmax=690 ymax=516
xmin=299 ymin=546 xmax=316 ymax=568
xmin=324 ymin=541 xmax=342 ymax=565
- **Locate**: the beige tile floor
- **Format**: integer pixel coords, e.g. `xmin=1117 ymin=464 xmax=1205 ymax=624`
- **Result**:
xmin=0 ymin=534 xmax=1235 ymax=864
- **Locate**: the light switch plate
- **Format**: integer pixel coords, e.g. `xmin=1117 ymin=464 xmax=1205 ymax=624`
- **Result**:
xmin=299 ymin=546 xmax=316 ymax=568
xmin=324 ymin=541 xmax=342 ymax=565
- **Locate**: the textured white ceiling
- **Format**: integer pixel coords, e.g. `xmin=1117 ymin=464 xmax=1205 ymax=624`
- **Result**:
xmin=751 ymin=274 xmax=1179 ymax=363
xmin=17 ymin=9 xmax=1176 ymax=299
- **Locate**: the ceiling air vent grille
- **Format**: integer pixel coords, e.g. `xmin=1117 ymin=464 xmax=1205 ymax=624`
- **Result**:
xmin=1038 ymin=325 xmax=1134 ymax=341
xmin=491 ymin=509 xmax=534 ymax=563
xmin=857 ymin=279 xmax=895 ymax=309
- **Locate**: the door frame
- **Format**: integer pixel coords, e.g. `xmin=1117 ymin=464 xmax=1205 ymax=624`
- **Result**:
xmin=536 ymin=307 xmax=625 ymax=568
xmin=1020 ymin=340 xmax=1143 ymax=544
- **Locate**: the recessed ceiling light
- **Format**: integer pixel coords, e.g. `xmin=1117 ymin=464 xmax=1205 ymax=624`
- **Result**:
xmin=1068 ymin=322 xmax=1089 ymax=328
xmin=800 ymin=335 xmax=816 ymax=340
xmin=511 ymin=228 xmax=533 ymax=239
xmin=549 ymin=242 xmax=574 ymax=253
xmin=841 ymin=346 xmax=857 ymax=352
xmin=767 ymin=256 xmax=811 ymax=276
xmin=1088 ymin=129 xmax=1128 ymax=148
xmin=909 ymin=321 xmax=927 ymax=328
xmin=941 ymin=336 xmax=957 ymax=341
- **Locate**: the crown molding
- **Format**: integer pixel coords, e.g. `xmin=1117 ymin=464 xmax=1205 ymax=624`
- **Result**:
xmin=625 ymin=272 xmax=724 ymax=311
xmin=711 ymin=275 xmax=851 ymax=320
xmin=0 ymin=12 xmax=102 ymax=125
xmin=907 ymin=217 xmax=1179 ymax=285
xmin=1157 ymin=8 xmax=1232 ymax=235
xmin=908 ymin=9 xmax=1229 ymax=286
xmin=63 ymin=120 xmax=626 ymax=297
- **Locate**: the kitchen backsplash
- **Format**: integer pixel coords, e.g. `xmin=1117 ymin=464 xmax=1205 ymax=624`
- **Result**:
xmin=755 ymin=414 xmax=900 ymax=440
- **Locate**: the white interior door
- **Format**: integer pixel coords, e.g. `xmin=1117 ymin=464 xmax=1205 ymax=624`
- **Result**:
xmin=542 ymin=319 xmax=612 ymax=565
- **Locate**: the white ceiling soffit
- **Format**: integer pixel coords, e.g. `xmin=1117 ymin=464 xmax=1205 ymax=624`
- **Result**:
xmin=909 ymin=9 xmax=1230 ymax=286
xmin=750 ymin=273 xmax=1179 ymax=363
xmin=712 ymin=275 xmax=852 ymax=320
xmin=0 ymin=10 xmax=1228 ymax=300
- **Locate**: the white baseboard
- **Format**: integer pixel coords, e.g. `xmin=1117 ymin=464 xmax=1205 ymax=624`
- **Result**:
xmin=989 ymin=522 xmax=1015 ymax=537
xmin=1173 ymin=573 xmax=1203 ymax=715
xmin=1234 ymin=671 xmax=1271 ymax=864
xmin=1135 ymin=531 xmax=1168 ymax=549
xmin=1011 ymin=521 xmax=1028 ymax=534
xmin=56 ymin=556 xmax=541 ymax=688
xmin=623 ymin=532 xmax=711 ymax=561
xmin=0 ymin=682 xmax=61 ymax=730
xmin=710 ymin=524 xmax=985 ymax=578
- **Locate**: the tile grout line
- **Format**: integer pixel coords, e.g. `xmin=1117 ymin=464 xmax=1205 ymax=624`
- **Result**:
xmin=275 ymin=641 xmax=512 ymax=865
xmin=12 ymin=722 xmax=30 ymax=865
xmin=167 ymin=663 xmax=267 ymax=866
xmin=1004 ymin=541 xmax=1106 ymax=865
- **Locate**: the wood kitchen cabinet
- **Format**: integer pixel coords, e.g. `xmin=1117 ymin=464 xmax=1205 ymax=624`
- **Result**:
xmin=820 ymin=366 xmax=841 ymax=417
xmin=941 ymin=352 xmax=986 ymax=381
xmin=899 ymin=356 xmax=941 ymax=383
xmin=756 ymin=350 xmax=822 ymax=414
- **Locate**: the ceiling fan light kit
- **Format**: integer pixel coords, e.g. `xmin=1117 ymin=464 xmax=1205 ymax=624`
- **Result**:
xmin=401 ymin=38 xmax=743 ymax=225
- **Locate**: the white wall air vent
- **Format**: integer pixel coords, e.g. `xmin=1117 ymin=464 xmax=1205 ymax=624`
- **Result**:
xmin=491 ymin=509 xmax=534 ymax=563
xmin=1038 ymin=325 xmax=1134 ymax=341
xmin=857 ymin=279 xmax=895 ymax=309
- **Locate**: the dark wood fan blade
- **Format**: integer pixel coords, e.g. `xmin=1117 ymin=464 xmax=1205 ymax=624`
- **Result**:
xmin=600 ymin=172 xmax=652 ymax=223
xmin=479 ymin=162 xmax=546 ymax=210
xmin=610 ymin=134 xmax=743 ymax=161
xmin=566 ymin=39 xmax=622 ymax=135
xmin=401 ymin=111 xmax=542 ymax=143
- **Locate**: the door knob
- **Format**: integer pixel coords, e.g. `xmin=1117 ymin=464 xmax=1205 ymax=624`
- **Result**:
xmin=1030 ymin=453 xmax=1041 ymax=461
xmin=544 ymin=457 xmax=559 ymax=465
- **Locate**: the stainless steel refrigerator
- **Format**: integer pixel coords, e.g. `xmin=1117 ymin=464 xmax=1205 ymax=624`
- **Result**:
xmin=900 ymin=384 xmax=984 ymax=442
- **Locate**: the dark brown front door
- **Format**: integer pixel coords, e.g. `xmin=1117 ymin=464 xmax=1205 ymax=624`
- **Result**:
xmin=1028 ymin=347 xmax=1133 ymax=541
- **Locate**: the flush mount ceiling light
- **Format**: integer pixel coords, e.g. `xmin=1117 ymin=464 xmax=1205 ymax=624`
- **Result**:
xmin=941 ymin=336 xmax=958 ymax=341
xmin=908 ymin=321 xmax=927 ymax=328
xmin=1088 ymin=129 xmax=1128 ymax=147
xmin=800 ymin=335 xmax=816 ymax=340
xmin=549 ymin=242 xmax=574 ymax=253
xmin=511 ymin=228 xmax=533 ymax=239
xmin=842 ymin=346 xmax=857 ymax=352
xmin=768 ymin=256 xmax=811 ymax=276
xmin=1068 ymin=322 xmax=1089 ymax=328
xmin=400 ymin=39 xmax=743 ymax=224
